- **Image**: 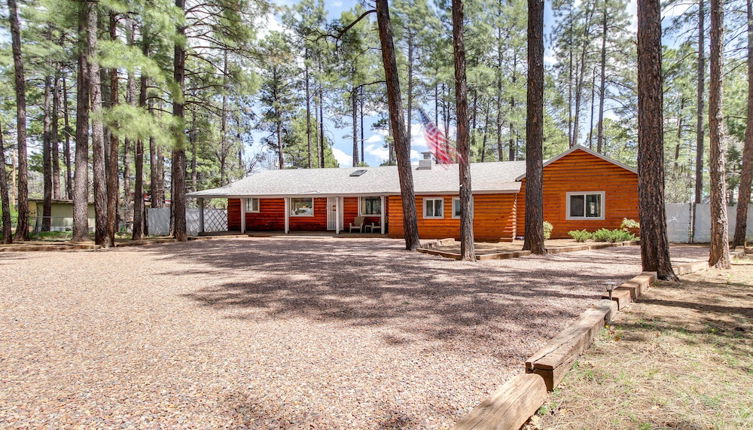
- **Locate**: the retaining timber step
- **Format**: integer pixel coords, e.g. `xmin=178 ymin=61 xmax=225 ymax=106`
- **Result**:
xmin=418 ymin=240 xmax=639 ymax=261
xmin=453 ymin=373 xmax=548 ymax=430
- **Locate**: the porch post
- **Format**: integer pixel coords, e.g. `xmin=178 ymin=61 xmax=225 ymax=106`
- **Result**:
xmin=335 ymin=197 xmax=340 ymax=234
xmin=240 ymin=198 xmax=246 ymax=233
xmin=284 ymin=197 xmax=290 ymax=234
xmin=198 ymin=198 xmax=205 ymax=234
xmin=380 ymin=195 xmax=385 ymax=234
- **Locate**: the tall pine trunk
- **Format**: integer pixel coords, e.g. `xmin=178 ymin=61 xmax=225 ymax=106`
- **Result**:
xmin=51 ymin=72 xmax=61 ymax=199
xmin=707 ymin=0 xmax=730 ymax=268
xmin=509 ymin=51 xmax=517 ymax=161
xmin=90 ymin=1 xmax=107 ymax=246
xmin=733 ymin=0 xmax=753 ymax=247
xmin=42 ymin=75 xmax=53 ymax=232
xmin=305 ymin=48 xmax=312 ymax=168
xmin=133 ymin=32 xmax=149 ymax=240
xmin=73 ymin=0 xmax=93 ymax=242
xmin=172 ymin=0 xmax=187 ymax=241
xmin=0 ymin=123 xmax=12 ymax=243
xmin=523 ymin=0 xmax=546 ymax=255
xmin=105 ymin=12 xmax=119 ymax=247
xmin=7 ymin=0 xmax=28 ymax=241
xmin=636 ymin=0 xmax=678 ymax=280
xmin=352 ymin=85 xmax=358 ymax=166
xmin=62 ymin=74 xmax=73 ymax=200
xmin=375 ymin=0 xmax=420 ymax=251
xmin=695 ymin=0 xmax=705 ymax=204
xmin=596 ymin=0 xmax=608 ymax=152
xmin=452 ymin=0 xmax=475 ymax=261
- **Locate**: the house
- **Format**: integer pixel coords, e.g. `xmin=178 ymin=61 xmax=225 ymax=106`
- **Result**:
xmin=187 ymin=145 xmax=639 ymax=240
xmin=28 ymin=199 xmax=96 ymax=233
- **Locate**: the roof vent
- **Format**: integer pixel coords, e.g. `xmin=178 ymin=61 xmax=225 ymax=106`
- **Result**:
xmin=418 ymin=152 xmax=434 ymax=170
xmin=350 ymin=169 xmax=367 ymax=177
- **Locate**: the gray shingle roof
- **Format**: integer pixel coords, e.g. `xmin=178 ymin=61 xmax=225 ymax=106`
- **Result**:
xmin=187 ymin=161 xmax=527 ymax=198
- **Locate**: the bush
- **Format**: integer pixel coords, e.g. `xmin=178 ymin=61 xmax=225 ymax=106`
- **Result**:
xmin=592 ymin=228 xmax=636 ymax=243
xmin=568 ymin=230 xmax=592 ymax=242
xmin=620 ymin=218 xmax=640 ymax=231
xmin=543 ymin=221 xmax=553 ymax=240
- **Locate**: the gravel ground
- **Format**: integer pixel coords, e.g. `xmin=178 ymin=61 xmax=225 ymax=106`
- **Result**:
xmin=0 ymin=238 xmax=708 ymax=429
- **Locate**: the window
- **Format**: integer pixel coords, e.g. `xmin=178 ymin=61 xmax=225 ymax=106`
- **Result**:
xmin=290 ymin=198 xmax=314 ymax=217
xmin=566 ymin=192 xmax=604 ymax=220
xmin=423 ymin=197 xmax=444 ymax=219
xmin=451 ymin=197 xmax=473 ymax=218
xmin=360 ymin=197 xmax=381 ymax=216
xmin=245 ymin=198 xmax=260 ymax=213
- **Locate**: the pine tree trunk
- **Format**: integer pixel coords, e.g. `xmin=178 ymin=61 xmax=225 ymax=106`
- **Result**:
xmin=360 ymin=86 xmax=365 ymax=164
xmin=695 ymin=0 xmax=706 ymax=204
xmin=480 ymin=101 xmax=490 ymax=162
xmin=407 ymin=31 xmax=414 ymax=146
xmin=7 ymin=0 xmax=28 ymax=241
xmin=572 ymin=8 xmax=594 ymax=147
xmin=133 ymin=33 xmax=148 ymax=240
xmin=62 ymin=74 xmax=73 ymax=200
xmin=51 ymin=72 xmax=61 ymax=200
xmin=636 ymin=0 xmax=678 ymax=280
xmin=318 ymin=56 xmax=325 ymax=168
xmin=733 ymin=0 xmax=753 ymax=247
xmin=496 ymin=0 xmax=504 ymax=161
xmin=451 ymin=0 xmax=475 ymax=261
xmin=172 ymin=0 xmax=187 ymax=241
xmin=509 ymin=51 xmax=517 ymax=161
xmin=90 ymin=1 xmax=107 ymax=246
xmin=73 ymin=0 xmax=93 ymax=242
xmin=0 ymin=123 xmax=11 ymax=243
xmin=596 ymin=0 xmax=608 ymax=152
xmin=523 ymin=0 xmax=546 ymax=255
xmin=587 ymin=66 xmax=596 ymax=148
xmin=42 ymin=75 xmax=53 ymax=232
xmin=352 ymin=86 xmax=358 ymax=166
xmin=105 ymin=12 xmax=119 ymax=247
xmin=375 ymin=0 xmax=420 ymax=251
xmin=707 ymin=0 xmax=730 ymax=268
xmin=305 ymin=49 xmax=312 ymax=168
xmin=122 ymin=22 xmax=136 ymax=227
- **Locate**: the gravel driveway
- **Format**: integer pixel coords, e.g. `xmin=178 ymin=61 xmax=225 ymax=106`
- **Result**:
xmin=0 ymin=238 xmax=707 ymax=429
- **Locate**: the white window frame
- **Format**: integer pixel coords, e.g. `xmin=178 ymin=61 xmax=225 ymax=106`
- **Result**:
xmin=423 ymin=197 xmax=444 ymax=219
xmin=289 ymin=197 xmax=315 ymax=217
xmin=566 ymin=191 xmax=605 ymax=220
xmin=245 ymin=198 xmax=260 ymax=213
xmin=450 ymin=197 xmax=473 ymax=219
xmin=359 ymin=196 xmax=382 ymax=216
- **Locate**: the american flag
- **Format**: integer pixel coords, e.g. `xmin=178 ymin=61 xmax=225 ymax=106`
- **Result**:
xmin=417 ymin=108 xmax=460 ymax=165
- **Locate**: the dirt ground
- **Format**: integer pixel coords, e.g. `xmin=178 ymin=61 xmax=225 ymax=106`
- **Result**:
xmin=0 ymin=238 xmax=708 ymax=429
xmin=535 ymin=257 xmax=753 ymax=430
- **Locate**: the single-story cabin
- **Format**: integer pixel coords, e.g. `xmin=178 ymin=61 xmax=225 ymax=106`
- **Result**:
xmin=188 ymin=145 xmax=639 ymax=240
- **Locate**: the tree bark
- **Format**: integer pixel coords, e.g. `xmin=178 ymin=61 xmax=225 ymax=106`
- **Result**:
xmin=375 ymin=0 xmax=420 ymax=251
xmin=407 ymin=30 xmax=414 ymax=148
xmin=707 ymin=0 xmax=730 ymax=268
xmin=105 ymin=12 xmax=119 ymax=247
xmin=133 ymin=31 xmax=149 ymax=240
xmin=509 ymin=50 xmax=517 ymax=161
xmin=305 ymin=48 xmax=312 ymax=168
xmin=42 ymin=75 xmax=53 ymax=232
xmin=0 ymin=123 xmax=11 ymax=243
xmin=51 ymin=72 xmax=61 ymax=199
xmin=452 ymin=0 xmax=475 ymax=261
xmin=523 ymin=0 xmax=546 ymax=255
xmin=695 ymin=0 xmax=705 ymax=204
xmin=90 ymin=1 xmax=107 ymax=246
xmin=636 ymin=0 xmax=678 ymax=280
xmin=172 ymin=0 xmax=187 ymax=241
xmin=572 ymin=8 xmax=594 ymax=147
xmin=73 ymin=0 xmax=93 ymax=242
xmin=733 ymin=0 xmax=753 ymax=247
xmin=7 ymin=0 xmax=29 ymax=241
xmin=352 ymin=86 xmax=358 ymax=166
xmin=62 ymin=74 xmax=73 ymax=200
xmin=318 ymin=56 xmax=325 ymax=168
xmin=596 ymin=0 xmax=608 ymax=152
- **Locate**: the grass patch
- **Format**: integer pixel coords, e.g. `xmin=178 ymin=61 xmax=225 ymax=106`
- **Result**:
xmin=533 ymin=259 xmax=753 ymax=430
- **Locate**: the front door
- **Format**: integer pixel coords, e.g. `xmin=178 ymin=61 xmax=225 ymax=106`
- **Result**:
xmin=326 ymin=197 xmax=338 ymax=230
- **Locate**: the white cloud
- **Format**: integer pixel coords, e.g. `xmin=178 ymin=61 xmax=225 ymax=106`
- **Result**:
xmin=663 ymin=1 xmax=692 ymax=17
xmin=365 ymin=143 xmax=389 ymax=162
xmin=365 ymin=133 xmax=385 ymax=144
xmin=331 ymin=147 xmax=352 ymax=167
xmin=255 ymin=13 xmax=287 ymax=39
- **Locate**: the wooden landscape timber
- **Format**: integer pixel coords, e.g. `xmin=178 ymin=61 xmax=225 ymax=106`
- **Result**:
xmin=418 ymin=239 xmax=639 ymax=261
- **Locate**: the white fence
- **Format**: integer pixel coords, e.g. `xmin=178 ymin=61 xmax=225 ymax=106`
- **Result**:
xmin=666 ymin=203 xmax=753 ymax=243
xmin=147 ymin=207 xmax=227 ymax=236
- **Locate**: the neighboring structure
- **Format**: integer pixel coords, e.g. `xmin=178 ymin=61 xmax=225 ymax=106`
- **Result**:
xmin=188 ymin=146 xmax=639 ymax=240
xmin=28 ymin=199 xmax=96 ymax=233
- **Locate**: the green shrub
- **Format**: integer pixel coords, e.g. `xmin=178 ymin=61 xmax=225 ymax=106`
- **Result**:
xmin=568 ymin=230 xmax=592 ymax=242
xmin=593 ymin=228 xmax=636 ymax=243
xmin=620 ymin=218 xmax=640 ymax=231
xmin=543 ymin=221 xmax=553 ymax=240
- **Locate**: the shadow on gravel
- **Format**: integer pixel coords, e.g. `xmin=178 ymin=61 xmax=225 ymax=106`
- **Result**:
xmin=138 ymin=237 xmax=653 ymax=357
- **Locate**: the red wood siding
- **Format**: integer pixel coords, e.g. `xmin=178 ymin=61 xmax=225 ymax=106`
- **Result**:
xmin=343 ymin=197 xmax=383 ymax=229
xmin=516 ymin=149 xmax=639 ymax=239
xmin=227 ymin=197 xmax=328 ymax=232
xmin=387 ymin=193 xmax=517 ymax=241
